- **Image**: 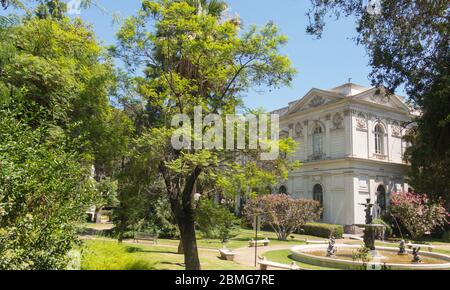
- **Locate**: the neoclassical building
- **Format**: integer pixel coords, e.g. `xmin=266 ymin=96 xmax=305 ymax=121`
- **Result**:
xmin=273 ymin=83 xmax=414 ymax=227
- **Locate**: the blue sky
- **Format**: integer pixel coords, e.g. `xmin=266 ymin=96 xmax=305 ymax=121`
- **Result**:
xmin=3 ymin=0 xmax=394 ymax=111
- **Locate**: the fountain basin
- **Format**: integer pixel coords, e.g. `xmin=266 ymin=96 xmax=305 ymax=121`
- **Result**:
xmin=291 ymin=244 xmax=450 ymax=270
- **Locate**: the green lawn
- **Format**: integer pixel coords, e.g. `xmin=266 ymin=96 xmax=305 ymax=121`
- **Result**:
xmin=80 ymin=223 xmax=319 ymax=250
xmin=157 ymin=229 xmax=323 ymax=250
xmin=79 ymin=224 xmax=450 ymax=270
xmin=81 ymin=239 xmax=253 ymax=270
xmin=79 ymin=228 xmax=320 ymax=270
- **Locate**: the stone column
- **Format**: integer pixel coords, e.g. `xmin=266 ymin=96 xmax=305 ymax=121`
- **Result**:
xmin=344 ymin=110 xmax=354 ymax=157
xmin=288 ymin=123 xmax=294 ymax=138
xmin=386 ymin=120 xmax=391 ymax=161
xmin=350 ymin=111 xmax=354 ymax=157
xmin=288 ymin=123 xmax=294 ymax=162
xmin=367 ymin=115 xmax=374 ymax=159
xmin=344 ymin=171 xmax=357 ymax=225
xmin=325 ymin=114 xmax=331 ymax=158
xmin=303 ymin=120 xmax=309 ymax=159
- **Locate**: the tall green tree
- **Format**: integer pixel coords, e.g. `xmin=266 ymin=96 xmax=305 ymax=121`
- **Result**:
xmin=114 ymin=0 xmax=297 ymax=269
xmin=0 ymin=102 xmax=97 ymax=270
xmin=1 ymin=16 xmax=133 ymax=177
xmin=0 ymin=13 xmax=131 ymax=268
xmin=307 ymin=0 xmax=450 ymax=202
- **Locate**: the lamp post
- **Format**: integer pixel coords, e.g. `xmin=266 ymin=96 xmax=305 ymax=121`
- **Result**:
xmin=253 ymin=215 xmax=261 ymax=267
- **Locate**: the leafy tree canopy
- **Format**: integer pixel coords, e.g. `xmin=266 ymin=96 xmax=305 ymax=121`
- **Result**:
xmin=0 ymin=12 xmax=132 ymax=268
xmin=307 ymin=0 xmax=450 ymax=201
xmin=113 ymin=0 xmax=297 ymax=269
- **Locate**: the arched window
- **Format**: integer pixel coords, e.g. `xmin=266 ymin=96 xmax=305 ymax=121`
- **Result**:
xmin=279 ymin=186 xmax=287 ymax=194
xmin=313 ymin=184 xmax=324 ymax=219
xmin=374 ymin=124 xmax=385 ymax=154
xmin=312 ymin=125 xmax=323 ymax=155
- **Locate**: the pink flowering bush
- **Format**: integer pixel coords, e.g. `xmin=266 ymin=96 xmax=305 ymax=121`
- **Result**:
xmin=243 ymin=194 xmax=322 ymax=240
xmin=390 ymin=192 xmax=448 ymax=239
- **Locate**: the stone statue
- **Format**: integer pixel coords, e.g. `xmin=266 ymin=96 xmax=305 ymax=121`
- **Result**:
xmin=398 ymin=240 xmax=407 ymax=255
xmin=412 ymin=247 xmax=422 ymax=263
xmin=363 ymin=199 xmax=374 ymax=225
xmin=326 ymin=236 xmax=337 ymax=257
xmin=359 ymin=198 xmax=374 ymax=225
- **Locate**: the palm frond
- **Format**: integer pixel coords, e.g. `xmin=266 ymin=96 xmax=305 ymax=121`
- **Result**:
xmin=185 ymin=0 xmax=228 ymax=17
xmin=0 ymin=14 xmax=19 ymax=28
xmin=205 ymin=0 xmax=227 ymax=17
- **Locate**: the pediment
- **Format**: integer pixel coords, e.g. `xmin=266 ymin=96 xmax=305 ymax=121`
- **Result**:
xmin=287 ymin=89 xmax=343 ymax=115
xmin=353 ymin=88 xmax=410 ymax=112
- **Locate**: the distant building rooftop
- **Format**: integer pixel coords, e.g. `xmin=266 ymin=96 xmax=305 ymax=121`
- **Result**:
xmin=330 ymin=83 xmax=371 ymax=97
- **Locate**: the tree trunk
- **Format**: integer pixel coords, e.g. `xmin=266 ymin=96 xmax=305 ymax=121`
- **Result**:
xmin=178 ymin=239 xmax=184 ymax=254
xmin=166 ymin=166 xmax=202 ymax=270
xmin=117 ymin=211 xmax=127 ymax=244
xmin=178 ymin=214 xmax=201 ymax=270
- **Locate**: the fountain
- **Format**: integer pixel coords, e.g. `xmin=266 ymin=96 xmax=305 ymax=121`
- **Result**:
xmin=356 ymin=199 xmax=386 ymax=258
xmin=290 ymin=198 xmax=450 ymax=269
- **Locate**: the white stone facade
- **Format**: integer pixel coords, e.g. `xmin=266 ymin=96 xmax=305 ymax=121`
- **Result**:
xmin=274 ymin=83 xmax=413 ymax=227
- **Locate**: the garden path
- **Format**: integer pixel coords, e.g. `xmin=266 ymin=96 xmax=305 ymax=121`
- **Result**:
xmin=233 ymin=245 xmax=294 ymax=269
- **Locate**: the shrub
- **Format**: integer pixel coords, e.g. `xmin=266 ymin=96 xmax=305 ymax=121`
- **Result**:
xmin=352 ymin=246 xmax=371 ymax=263
xmin=0 ymin=111 xmax=97 ymax=270
xmin=131 ymin=217 xmax=179 ymax=239
xmin=443 ymin=230 xmax=450 ymax=242
xmin=196 ymin=199 xmax=240 ymax=241
xmin=390 ymin=192 xmax=448 ymax=239
xmin=113 ymin=194 xmax=180 ymax=240
xmin=301 ymin=222 xmax=344 ymax=239
xmin=244 ymin=195 xmax=322 ymax=240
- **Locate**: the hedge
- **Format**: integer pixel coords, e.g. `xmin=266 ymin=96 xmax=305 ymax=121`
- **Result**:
xmin=443 ymin=230 xmax=450 ymax=242
xmin=301 ymin=222 xmax=344 ymax=239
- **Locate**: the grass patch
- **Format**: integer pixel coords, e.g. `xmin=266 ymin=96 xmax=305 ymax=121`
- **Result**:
xmin=157 ymin=229 xmax=319 ymax=250
xmin=81 ymin=239 xmax=252 ymax=270
xmin=79 ymin=223 xmax=327 ymax=250
xmin=81 ymin=240 xmax=156 ymax=270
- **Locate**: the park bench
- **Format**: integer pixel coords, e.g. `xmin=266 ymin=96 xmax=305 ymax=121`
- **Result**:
xmin=219 ymin=248 xmax=236 ymax=261
xmin=134 ymin=232 xmax=158 ymax=244
xmin=249 ymin=238 xmax=270 ymax=247
xmin=406 ymin=243 xmax=435 ymax=252
xmin=258 ymin=257 xmax=300 ymax=270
